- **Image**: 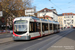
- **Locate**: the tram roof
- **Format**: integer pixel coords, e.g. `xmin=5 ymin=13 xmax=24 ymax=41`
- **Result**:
xmin=15 ymin=16 xmax=49 ymax=21
xmin=31 ymin=17 xmax=40 ymax=20
xmin=14 ymin=16 xmax=59 ymax=24
xmin=15 ymin=16 xmax=40 ymax=20
xmin=40 ymin=19 xmax=48 ymax=21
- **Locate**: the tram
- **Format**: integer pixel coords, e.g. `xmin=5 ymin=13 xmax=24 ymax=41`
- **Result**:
xmin=13 ymin=16 xmax=60 ymax=40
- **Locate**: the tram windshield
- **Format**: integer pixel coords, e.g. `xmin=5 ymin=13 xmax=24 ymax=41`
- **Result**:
xmin=14 ymin=20 xmax=28 ymax=32
xmin=14 ymin=20 xmax=28 ymax=24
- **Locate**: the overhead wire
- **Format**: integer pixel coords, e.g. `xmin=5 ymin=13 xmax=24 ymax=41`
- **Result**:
xmin=49 ymin=0 xmax=75 ymax=13
xmin=68 ymin=0 xmax=75 ymax=3
xmin=49 ymin=0 xmax=64 ymax=12
xmin=68 ymin=0 xmax=75 ymax=8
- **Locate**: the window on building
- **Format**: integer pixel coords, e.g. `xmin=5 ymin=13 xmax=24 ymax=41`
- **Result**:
xmin=67 ymin=19 xmax=69 ymax=21
xmin=58 ymin=24 xmax=60 ymax=29
xmin=67 ymin=23 xmax=70 ymax=25
xmin=64 ymin=16 xmax=68 ymax=18
xmin=72 ymin=20 xmax=73 ymax=24
xmin=61 ymin=21 xmax=62 ymax=24
xmin=72 ymin=16 xmax=73 ymax=18
xmin=64 ymin=20 xmax=66 ymax=24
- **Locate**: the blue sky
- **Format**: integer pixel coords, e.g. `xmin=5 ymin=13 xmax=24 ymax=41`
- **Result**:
xmin=32 ymin=0 xmax=75 ymax=14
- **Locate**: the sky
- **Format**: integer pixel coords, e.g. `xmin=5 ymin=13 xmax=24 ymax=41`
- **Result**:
xmin=32 ymin=0 xmax=75 ymax=14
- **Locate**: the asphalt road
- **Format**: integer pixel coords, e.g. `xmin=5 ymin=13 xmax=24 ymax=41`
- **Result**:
xmin=0 ymin=28 xmax=74 ymax=50
xmin=0 ymin=28 xmax=68 ymax=39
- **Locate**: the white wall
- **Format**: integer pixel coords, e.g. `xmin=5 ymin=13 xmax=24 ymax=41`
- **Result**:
xmin=37 ymin=12 xmax=53 ymax=18
xmin=73 ymin=15 xmax=75 ymax=27
xmin=37 ymin=12 xmax=58 ymax=21
xmin=63 ymin=15 xmax=75 ymax=28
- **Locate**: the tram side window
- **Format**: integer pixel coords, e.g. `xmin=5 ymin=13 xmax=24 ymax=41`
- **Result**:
xmin=55 ymin=24 xmax=57 ymax=30
xmin=57 ymin=25 xmax=58 ymax=30
xmin=42 ymin=23 xmax=45 ymax=32
xmin=29 ymin=22 xmax=36 ymax=33
xmin=50 ymin=24 xmax=52 ymax=30
xmin=36 ymin=23 xmax=40 ymax=32
xmin=53 ymin=24 xmax=55 ymax=30
xmin=58 ymin=25 xmax=60 ymax=29
xmin=57 ymin=24 xmax=59 ymax=30
xmin=54 ymin=24 xmax=56 ymax=30
xmin=42 ymin=23 xmax=48 ymax=31
xmin=45 ymin=23 xmax=48 ymax=31
xmin=29 ymin=22 xmax=40 ymax=33
xmin=53 ymin=24 xmax=54 ymax=30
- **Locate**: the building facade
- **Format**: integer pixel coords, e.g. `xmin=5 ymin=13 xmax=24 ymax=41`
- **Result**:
xmin=63 ymin=13 xmax=75 ymax=28
xmin=58 ymin=13 xmax=75 ymax=28
xmin=58 ymin=14 xmax=64 ymax=29
xmin=38 ymin=15 xmax=53 ymax=21
xmin=37 ymin=8 xmax=58 ymax=21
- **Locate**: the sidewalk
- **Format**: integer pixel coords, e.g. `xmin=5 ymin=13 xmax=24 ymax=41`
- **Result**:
xmin=47 ymin=29 xmax=75 ymax=50
xmin=0 ymin=37 xmax=13 ymax=44
xmin=0 ymin=30 xmax=12 ymax=35
xmin=60 ymin=28 xmax=70 ymax=31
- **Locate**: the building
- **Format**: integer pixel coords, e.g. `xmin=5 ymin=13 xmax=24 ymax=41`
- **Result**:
xmin=37 ymin=8 xmax=58 ymax=21
xmin=63 ymin=13 xmax=75 ymax=28
xmin=38 ymin=15 xmax=53 ymax=21
xmin=58 ymin=14 xmax=64 ymax=29
xmin=58 ymin=13 xmax=75 ymax=28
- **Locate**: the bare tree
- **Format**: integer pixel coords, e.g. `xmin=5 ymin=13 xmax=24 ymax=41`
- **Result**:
xmin=0 ymin=0 xmax=32 ymax=31
xmin=1 ymin=0 xmax=32 ymax=16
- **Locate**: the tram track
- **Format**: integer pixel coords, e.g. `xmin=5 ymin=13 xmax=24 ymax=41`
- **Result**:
xmin=23 ymin=29 xmax=74 ymax=50
xmin=0 ymin=28 xmax=74 ymax=50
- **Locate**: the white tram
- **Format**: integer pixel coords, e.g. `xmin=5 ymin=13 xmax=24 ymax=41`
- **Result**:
xmin=13 ymin=16 xmax=60 ymax=40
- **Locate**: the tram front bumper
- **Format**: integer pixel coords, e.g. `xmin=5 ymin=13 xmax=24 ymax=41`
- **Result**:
xmin=13 ymin=35 xmax=31 ymax=40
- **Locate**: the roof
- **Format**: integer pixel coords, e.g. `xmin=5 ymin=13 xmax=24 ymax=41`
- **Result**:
xmin=38 ymin=8 xmax=52 ymax=12
xmin=38 ymin=15 xmax=53 ymax=19
xmin=63 ymin=13 xmax=75 ymax=15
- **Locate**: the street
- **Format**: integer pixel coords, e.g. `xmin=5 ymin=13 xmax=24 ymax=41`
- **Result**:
xmin=0 ymin=0 xmax=75 ymax=50
xmin=0 ymin=28 xmax=75 ymax=50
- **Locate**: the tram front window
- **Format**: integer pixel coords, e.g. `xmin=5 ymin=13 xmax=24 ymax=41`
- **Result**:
xmin=14 ymin=25 xmax=27 ymax=34
xmin=14 ymin=25 xmax=27 ymax=32
xmin=14 ymin=20 xmax=28 ymax=34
